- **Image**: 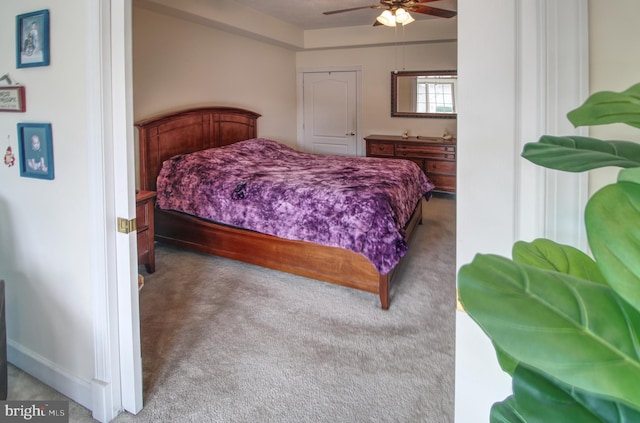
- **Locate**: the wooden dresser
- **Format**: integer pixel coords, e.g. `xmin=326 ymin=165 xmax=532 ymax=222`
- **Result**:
xmin=365 ymin=135 xmax=456 ymax=193
xmin=136 ymin=190 xmax=156 ymax=273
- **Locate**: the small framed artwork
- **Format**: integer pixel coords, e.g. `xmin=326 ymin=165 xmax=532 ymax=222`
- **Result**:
xmin=16 ymin=9 xmax=50 ymax=68
xmin=17 ymin=123 xmax=54 ymax=180
xmin=0 ymin=86 xmax=26 ymax=112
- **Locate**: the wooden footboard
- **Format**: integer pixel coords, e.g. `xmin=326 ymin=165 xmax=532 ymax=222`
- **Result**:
xmin=155 ymin=199 xmax=422 ymax=309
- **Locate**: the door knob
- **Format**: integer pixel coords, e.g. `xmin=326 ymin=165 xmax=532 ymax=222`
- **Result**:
xmin=346 ymin=132 xmax=355 ymax=136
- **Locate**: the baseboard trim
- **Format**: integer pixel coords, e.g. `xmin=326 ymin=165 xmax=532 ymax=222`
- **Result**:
xmin=7 ymin=340 xmax=92 ymax=410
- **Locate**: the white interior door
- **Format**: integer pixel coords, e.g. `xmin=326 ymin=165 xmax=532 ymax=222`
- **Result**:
xmin=112 ymin=0 xmax=143 ymax=415
xmin=302 ymin=71 xmax=358 ymax=156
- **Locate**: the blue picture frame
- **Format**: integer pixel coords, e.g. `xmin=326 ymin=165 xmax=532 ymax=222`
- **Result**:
xmin=17 ymin=123 xmax=54 ymax=180
xmin=16 ymin=9 xmax=50 ymax=68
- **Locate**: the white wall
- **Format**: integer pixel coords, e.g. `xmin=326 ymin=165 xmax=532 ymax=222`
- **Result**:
xmin=133 ymin=7 xmax=298 ymax=145
xmin=304 ymin=16 xmax=457 ymax=50
xmin=455 ymin=1 xmax=517 ymax=419
xmin=296 ymin=41 xmax=457 ymax=141
xmin=587 ymin=0 xmax=640 ymax=196
xmin=134 ymin=0 xmax=304 ymax=50
xmin=0 ymin=0 xmax=94 ymax=407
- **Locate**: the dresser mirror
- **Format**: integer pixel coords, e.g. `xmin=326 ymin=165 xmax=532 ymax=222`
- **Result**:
xmin=391 ymin=70 xmax=457 ymax=119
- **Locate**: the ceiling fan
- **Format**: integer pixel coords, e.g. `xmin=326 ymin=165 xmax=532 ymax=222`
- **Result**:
xmin=323 ymin=0 xmax=457 ymax=27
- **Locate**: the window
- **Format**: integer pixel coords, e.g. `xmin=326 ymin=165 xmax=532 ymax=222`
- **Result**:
xmin=416 ymin=77 xmax=456 ymax=114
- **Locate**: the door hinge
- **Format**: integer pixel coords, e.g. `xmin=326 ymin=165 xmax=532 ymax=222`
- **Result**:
xmin=117 ymin=217 xmax=137 ymax=234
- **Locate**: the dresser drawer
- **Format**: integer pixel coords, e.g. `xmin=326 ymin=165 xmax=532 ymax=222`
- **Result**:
xmin=367 ymin=141 xmax=395 ymax=156
xmin=365 ymin=135 xmax=457 ymax=194
xmin=396 ymin=144 xmax=456 ymax=160
xmin=426 ymin=160 xmax=456 ymax=174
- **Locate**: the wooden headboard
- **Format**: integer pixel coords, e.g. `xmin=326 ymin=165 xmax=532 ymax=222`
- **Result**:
xmin=135 ymin=107 xmax=261 ymax=191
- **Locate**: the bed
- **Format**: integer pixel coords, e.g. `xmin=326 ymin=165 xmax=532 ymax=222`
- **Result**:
xmin=136 ymin=107 xmax=433 ymax=309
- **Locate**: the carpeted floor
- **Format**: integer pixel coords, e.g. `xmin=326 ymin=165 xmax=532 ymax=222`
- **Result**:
xmin=8 ymin=194 xmax=456 ymax=422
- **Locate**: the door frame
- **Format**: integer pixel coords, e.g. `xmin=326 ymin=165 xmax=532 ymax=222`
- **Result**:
xmin=88 ymin=0 xmax=142 ymax=421
xmin=297 ymin=66 xmax=363 ymax=156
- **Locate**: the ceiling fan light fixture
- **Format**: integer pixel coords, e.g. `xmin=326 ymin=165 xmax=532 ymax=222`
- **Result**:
xmin=395 ymin=9 xmax=415 ymax=25
xmin=376 ymin=10 xmax=396 ymax=26
xmin=376 ymin=10 xmax=396 ymax=27
xmin=376 ymin=8 xmax=415 ymax=27
xmin=323 ymin=2 xmax=456 ymax=25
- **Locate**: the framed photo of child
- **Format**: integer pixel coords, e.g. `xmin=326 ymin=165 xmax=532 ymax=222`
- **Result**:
xmin=17 ymin=123 xmax=54 ymax=180
xmin=16 ymin=9 xmax=50 ymax=68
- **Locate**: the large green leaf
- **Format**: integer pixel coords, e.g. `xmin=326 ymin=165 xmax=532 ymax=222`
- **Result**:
xmin=507 ymin=364 xmax=640 ymax=422
xmin=522 ymin=136 xmax=640 ymax=171
xmin=512 ymin=239 xmax=606 ymax=284
xmin=490 ymin=397 xmax=525 ymax=423
xmin=458 ymin=254 xmax=640 ymax=409
xmin=510 ymin=365 xmax=601 ymax=423
xmin=619 ymin=167 xmax=640 ymax=185
xmin=586 ymin=181 xmax=640 ymax=312
xmin=567 ymin=82 xmax=640 ymax=129
xmin=572 ymin=386 xmax=640 ymax=422
xmin=495 ymin=345 xmax=519 ymax=376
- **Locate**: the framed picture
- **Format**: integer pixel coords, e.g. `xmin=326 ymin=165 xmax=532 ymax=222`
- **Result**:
xmin=0 ymin=86 xmax=26 ymax=112
xmin=16 ymin=9 xmax=50 ymax=68
xmin=17 ymin=123 xmax=54 ymax=180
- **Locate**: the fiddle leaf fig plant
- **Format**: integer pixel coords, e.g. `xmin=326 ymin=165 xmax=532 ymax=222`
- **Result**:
xmin=458 ymin=82 xmax=640 ymax=422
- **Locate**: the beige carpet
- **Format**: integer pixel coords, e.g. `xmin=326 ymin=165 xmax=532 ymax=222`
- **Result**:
xmin=8 ymin=194 xmax=456 ymax=422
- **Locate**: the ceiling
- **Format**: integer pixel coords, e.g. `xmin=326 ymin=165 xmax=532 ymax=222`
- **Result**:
xmin=229 ymin=0 xmax=457 ymax=30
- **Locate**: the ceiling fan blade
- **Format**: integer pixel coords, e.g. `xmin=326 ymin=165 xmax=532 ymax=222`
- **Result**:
xmin=323 ymin=5 xmax=381 ymax=15
xmin=410 ymin=5 xmax=457 ymax=18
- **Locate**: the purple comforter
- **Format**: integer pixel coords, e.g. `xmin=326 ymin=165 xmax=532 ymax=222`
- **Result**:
xmin=156 ymin=138 xmax=434 ymax=273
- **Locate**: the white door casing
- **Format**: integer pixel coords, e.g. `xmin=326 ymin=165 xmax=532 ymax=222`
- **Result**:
xmin=89 ymin=0 xmax=143 ymax=421
xmin=301 ymin=69 xmax=361 ymax=156
xmin=87 ymin=0 xmax=122 ymax=420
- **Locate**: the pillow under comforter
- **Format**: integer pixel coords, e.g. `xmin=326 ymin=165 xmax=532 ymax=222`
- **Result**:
xmin=156 ymin=138 xmax=434 ymax=274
